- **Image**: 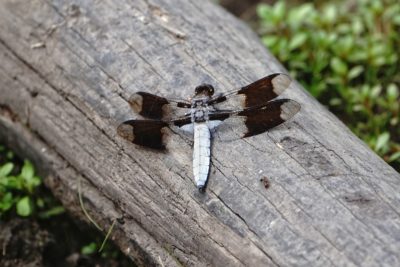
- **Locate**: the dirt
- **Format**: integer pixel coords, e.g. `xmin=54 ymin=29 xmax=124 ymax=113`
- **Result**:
xmin=0 ymin=214 xmax=133 ymax=267
xmin=0 ymin=218 xmax=47 ymax=267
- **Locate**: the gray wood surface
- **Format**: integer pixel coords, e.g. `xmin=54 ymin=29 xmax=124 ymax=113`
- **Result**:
xmin=1 ymin=0 xmax=400 ymax=266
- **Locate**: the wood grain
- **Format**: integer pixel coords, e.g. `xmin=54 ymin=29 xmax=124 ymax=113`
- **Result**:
xmin=1 ymin=0 xmax=400 ymax=266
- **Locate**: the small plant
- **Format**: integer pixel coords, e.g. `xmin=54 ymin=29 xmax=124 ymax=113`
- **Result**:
xmin=257 ymin=0 xmax=400 ymax=171
xmin=0 ymin=145 xmax=64 ymax=218
xmin=81 ymin=240 xmax=120 ymax=259
xmin=0 ymin=145 xmax=131 ymax=265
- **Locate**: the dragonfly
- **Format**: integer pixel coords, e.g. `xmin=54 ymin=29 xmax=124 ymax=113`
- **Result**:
xmin=117 ymin=73 xmax=300 ymax=190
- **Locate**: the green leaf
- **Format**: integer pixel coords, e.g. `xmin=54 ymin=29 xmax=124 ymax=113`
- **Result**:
xmin=375 ymin=132 xmax=390 ymax=152
xmin=337 ymin=23 xmax=351 ymax=34
xmin=36 ymin=197 xmax=45 ymax=208
xmin=371 ymin=85 xmax=382 ymax=98
xmin=348 ymin=66 xmax=364 ymax=80
xmin=0 ymin=192 xmax=14 ymax=213
xmin=38 ymin=206 xmax=65 ymax=219
xmin=370 ymin=43 xmax=387 ymax=57
xmin=81 ymin=242 xmax=98 ymax=255
xmin=389 ymin=152 xmax=400 ymax=162
xmin=348 ymin=51 xmax=368 ymax=61
xmin=1 ymin=176 xmax=22 ymax=190
xmin=261 ymin=36 xmax=278 ymax=47
xmin=387 ymin=84 xmax=399 ymax=100
xmin=393 ymin=14 xmax=400 ymax=25
xmin=372 ymin=56 xmax=386 ymax=67
xmin=340 ymin=36 xmax=355 ymax=54
xmin=256 ymin=4 xmax=273 ymax=20
xmin=390 ymin=117 xmax=398 ymax=126
xmin=329 ymin=98 xmax=342 ymax=106
xmin=20 ymin=161 xmax=41 ymax=192
xmin=353 ymin=104 xmax=364 ymax=112
xmin=6 ymin=151 xmax=14 ymax=160
xmin=0 ymin=163 xmax=14 ymax=178
xmin=289 ymin=33 xmax=307 ymax=50
xmin=30 ymin=176 xmax=41 ymax=188
xmin=296 ymin=3 xmax=314 ymax=19
xmin=370 ymin=0 xmax=383 ymax=14
xmin=288 ymin=3 xmax=314 ymax=26
xmin=387 ymin=53 xmax=398 ymax=64
xmin=352 ymin=19 xmax=363 ymax=34
xmin=383 ymin=4 xmax=400 ymax=20
xmin=330 ymin=57 xmax=348 ymax=76
xmin=21 ymin=160 xmax=34 ymax=181
xmin=322 ymin=5 xmax=337 ymax=24
xmin=16 ymin=196 xmax=32 ymax=217
xmin=272 ymin=1 xmax=286 ymax=21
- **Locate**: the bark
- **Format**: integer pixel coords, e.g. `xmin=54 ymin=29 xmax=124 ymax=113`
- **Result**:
xmin=1 ymin=0 xmax=400 ymax=266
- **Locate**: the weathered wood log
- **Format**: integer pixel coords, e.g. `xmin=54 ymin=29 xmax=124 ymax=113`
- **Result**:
xmin=1 ymin=0 xmax=400 ymax=266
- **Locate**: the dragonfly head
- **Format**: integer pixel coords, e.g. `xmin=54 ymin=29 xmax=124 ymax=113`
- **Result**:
xmin=194 ymin=84 xmax=214 ymax=97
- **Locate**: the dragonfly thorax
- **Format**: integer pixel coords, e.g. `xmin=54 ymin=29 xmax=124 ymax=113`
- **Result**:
xmin=190 ymin=98 xmax=210 ymax=123
xmin=191 ymin=106 xmax=209 ymax=122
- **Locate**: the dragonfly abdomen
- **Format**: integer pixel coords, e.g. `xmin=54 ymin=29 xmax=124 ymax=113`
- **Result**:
xmin=193 ymin=122 xmax=211 ymax=189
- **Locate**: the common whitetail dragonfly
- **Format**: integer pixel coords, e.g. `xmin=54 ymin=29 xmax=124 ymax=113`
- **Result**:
xmin=117 ymin=73 xmax=300 ymax=190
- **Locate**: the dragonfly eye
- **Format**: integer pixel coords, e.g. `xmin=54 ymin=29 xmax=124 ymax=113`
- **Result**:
xmin=208 ymin=86 xmax=214 ymax=96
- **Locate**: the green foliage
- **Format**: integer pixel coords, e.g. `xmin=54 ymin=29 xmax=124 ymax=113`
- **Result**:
xmin=82 ymin=242 xmax=98 ymax=255
xmin=257 ymin=0 xmax=400 ymax=171
xmin=0 ymin=145 xmax=64 ymax=218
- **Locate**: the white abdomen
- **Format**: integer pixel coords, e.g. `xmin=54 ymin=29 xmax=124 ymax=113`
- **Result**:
xmin=193 ymin=122 xmax=211 ymax=189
